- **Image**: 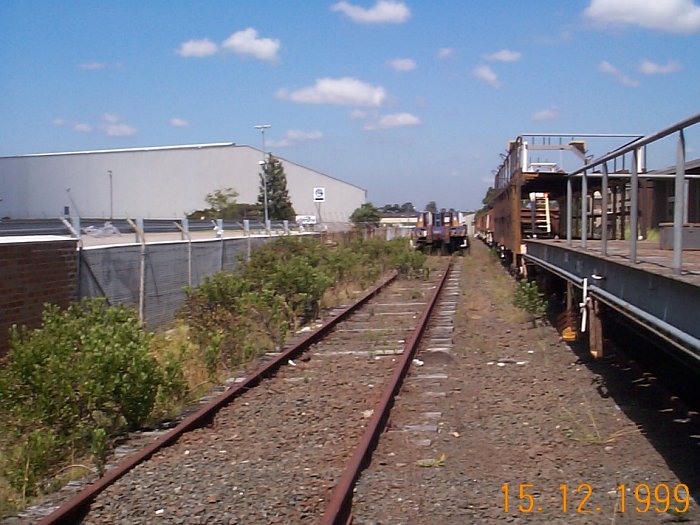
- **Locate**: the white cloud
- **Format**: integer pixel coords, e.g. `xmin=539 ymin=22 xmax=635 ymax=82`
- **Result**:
xmin=483 ymin=49 xmax=522 ymax=62
xmin=222 ymin=28 xmax=280 ymax=62
xmin=102 ymin=113 xmax=120 ymax=124
xmin=349 ymin=109 xmax=369 ymax=120
xmin=331 ymin=0 xmax=411 ymax=24
xmin=387 ymin=58 xmax=416 ymax=71
xmin=73 ymin=123 xmax=92 ymax=133
xmin=276 ymin=77 xmax=386 ymax=107
xmin=532 ymin=107 xmax=560 ymax=121
xmin=585 ymin=0 xmax=700 ymax=34
xmin=52 ymin=118 xmax=64 ymax=126
xmin=638 ymin=59 xmax=682 ymax=74
xmin=269 ymin=129 xmax=323 ymax=147
xmin=79 ymin=62 xmax=106 ymax=70
xmin=473 ymin=65 xmax=500 ymax=88
xmin=169 ymin=117 xmax=189 ymax=127
xmin=437 ymin=48 xmax=454 ymax=59
xmin=99 ymin=114 xmax=137 ymax=137
xmin=103 ymin=124 xmax=137 ymax=137
xmin=598 ymin=60 xmax=639 ymax=87
xmin=365 ymin=112 xmax=421 ymax=130
xmin=177 ymin=38 xmax=218 ymax=58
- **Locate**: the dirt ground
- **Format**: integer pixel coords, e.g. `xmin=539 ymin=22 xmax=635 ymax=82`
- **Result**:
xmin=352 ymin=240 xmax=700 ymax=524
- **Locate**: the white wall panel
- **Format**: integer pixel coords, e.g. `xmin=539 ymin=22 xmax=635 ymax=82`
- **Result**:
xmin=0 ymin=144 xmax=366 ymax=221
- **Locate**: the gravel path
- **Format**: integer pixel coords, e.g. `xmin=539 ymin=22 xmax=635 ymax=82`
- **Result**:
xmin=352 ymin=242 xmax=700 ymax=524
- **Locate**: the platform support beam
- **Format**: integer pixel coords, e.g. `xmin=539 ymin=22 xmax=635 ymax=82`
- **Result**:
xmin=588 ymin=297 xmax=604 ymax=359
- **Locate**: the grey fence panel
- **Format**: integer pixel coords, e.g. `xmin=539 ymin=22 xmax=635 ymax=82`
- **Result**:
xmin=80 ymin=246 xmax=143 ymax=306
xmin=144 ymin=243 xmax=198 ymax=327
xmin=190 ymin=241 xmax=227 ymax=287
xmin=79 ymin=237 xmax=265 ymax=330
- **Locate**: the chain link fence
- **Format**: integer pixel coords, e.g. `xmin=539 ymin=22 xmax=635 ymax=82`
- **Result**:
xmin=77 ymin=226 xmax=410 ymax=331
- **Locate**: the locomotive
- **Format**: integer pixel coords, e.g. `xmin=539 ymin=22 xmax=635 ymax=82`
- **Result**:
xmin=410 ymin=210 xmax=469 ymax=254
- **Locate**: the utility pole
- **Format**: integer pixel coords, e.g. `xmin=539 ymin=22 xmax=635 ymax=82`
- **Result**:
xmin=254 ymin=124 xmax=271 ymax=230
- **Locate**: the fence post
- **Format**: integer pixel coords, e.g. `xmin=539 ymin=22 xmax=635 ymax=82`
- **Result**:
xmin=181 ymin=217 xmax=189 ymax=241
xmin=126 ymin=218 xmax=146 ymax=323
xmin=174 ymin=220 xmax=192 ymax=288
xmin=244 ymin=219 xmax=251 ymax=261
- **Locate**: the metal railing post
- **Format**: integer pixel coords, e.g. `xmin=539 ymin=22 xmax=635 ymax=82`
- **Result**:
xmin=630 ymin=150 xmax=639 ymax=263
xmin=601 ymin=163 xmax=609 ymax=257
xmin=673 ymin=129 xmax=686 ymax=274
xmin=581 ymin=169 xmax=588 ymax=249
xmin=566 ymin=177 xmax=572 ymax=247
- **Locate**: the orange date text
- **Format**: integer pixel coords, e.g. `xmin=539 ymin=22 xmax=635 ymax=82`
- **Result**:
xmin=500 ymin=482 xmax=690 ymax=514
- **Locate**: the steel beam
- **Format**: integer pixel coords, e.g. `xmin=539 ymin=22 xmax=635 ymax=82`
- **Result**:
xmin=524 ymin=241 xmax=700 ymax=360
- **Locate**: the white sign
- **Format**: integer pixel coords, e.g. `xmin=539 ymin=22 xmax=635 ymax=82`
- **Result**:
xmin=296 ymin=215 xmax=317 ymax=225
xmin=313 ymin=187 xmax=326 ymax=202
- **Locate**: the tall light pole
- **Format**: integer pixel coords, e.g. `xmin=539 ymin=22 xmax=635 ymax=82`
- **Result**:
xmin=108 ymin=170 xmax=113 ymax=220
xmin=254 ymin=124 xmax=271 ymax=229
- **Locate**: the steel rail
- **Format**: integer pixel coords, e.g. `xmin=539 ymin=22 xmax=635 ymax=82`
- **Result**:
xmin=320 ymin=260 xmax=453 ymax=525
xmin=38 ymin=271 xmax=399 ymax=525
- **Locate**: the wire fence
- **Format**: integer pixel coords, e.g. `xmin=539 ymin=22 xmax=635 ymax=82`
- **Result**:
xmin=77 ymin=226 xmax=411 ymax=330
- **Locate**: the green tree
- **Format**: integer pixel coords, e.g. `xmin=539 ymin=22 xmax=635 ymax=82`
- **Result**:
xmin=193 ymin=187 xmax=239 ymax=219
xmin=258 ymin=154 xmax=296 ymax=221
xmin=400 ymin=202 xmax=416 ymax=213
xmin=350 ymin=202 xmax=381 ymax=227
xmin=425 ymin=201 xmax=438 ymax=213
xmin=481 ymin=186 xmax=496 ymax=209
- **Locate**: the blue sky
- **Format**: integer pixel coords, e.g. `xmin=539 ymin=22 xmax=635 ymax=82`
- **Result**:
xmin=1 ymin=0 xmax=699 ymax=211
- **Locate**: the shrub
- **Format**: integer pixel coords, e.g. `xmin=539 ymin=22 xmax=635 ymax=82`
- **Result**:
xmin=180 ymin=235 xmax=426 ymax=376
xmin=0 ymin=298 xmax=161 ymax=497
xmin=513 ymin=280 xmax=547 ymax=323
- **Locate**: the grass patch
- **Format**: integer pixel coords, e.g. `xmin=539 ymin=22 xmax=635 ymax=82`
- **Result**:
xmin=559 ymin=400 xmax=641 ymax=445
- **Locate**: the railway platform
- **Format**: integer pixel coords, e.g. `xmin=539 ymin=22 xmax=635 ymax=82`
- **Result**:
xmin=524 ymin=238 xmax=700 ymax=364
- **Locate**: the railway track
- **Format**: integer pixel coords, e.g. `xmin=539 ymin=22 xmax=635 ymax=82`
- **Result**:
xmin=29 ymin=259 xmax=454 ymax=524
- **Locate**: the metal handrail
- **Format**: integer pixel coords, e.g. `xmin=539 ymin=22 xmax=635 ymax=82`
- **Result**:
xmin=568 ymin=111 xmax=700 ymax=177
xmin=564 ymin=112 xmax=700 ymax=275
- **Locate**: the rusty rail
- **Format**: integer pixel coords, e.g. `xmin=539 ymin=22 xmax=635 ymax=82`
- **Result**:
xmin=38 ymin=271 xmax=399 ymax=525
xmin=320 ymin=260 xmax=453 ymax=525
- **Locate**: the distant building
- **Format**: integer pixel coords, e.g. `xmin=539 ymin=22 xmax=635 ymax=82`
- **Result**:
xmin=0 ymin=143 xmax=366 ymax=224
xmin=379 ymin=213 xmax=418 ymax=228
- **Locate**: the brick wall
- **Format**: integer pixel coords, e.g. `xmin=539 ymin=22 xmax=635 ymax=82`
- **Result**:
xmin=0 ymin=237 xmax=78 ymax=355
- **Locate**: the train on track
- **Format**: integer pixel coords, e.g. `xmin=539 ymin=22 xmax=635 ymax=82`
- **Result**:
xmin=410 ymin=210 xmax=469 ymax=254
xmin=475 ymin=133 xmax=700 ymax=275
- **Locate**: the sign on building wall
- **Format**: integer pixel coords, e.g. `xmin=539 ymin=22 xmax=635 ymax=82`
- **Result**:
xmin=313 ymin=187 xmax=326 ymax=202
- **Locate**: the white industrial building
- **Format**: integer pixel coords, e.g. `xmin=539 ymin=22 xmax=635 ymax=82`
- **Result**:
xmin=0 ymin=143 xmax=366 ymax=224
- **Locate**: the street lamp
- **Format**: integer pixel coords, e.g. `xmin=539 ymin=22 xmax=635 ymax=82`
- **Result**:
xmin=254 ymin=124 xmax=271 ymax=230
